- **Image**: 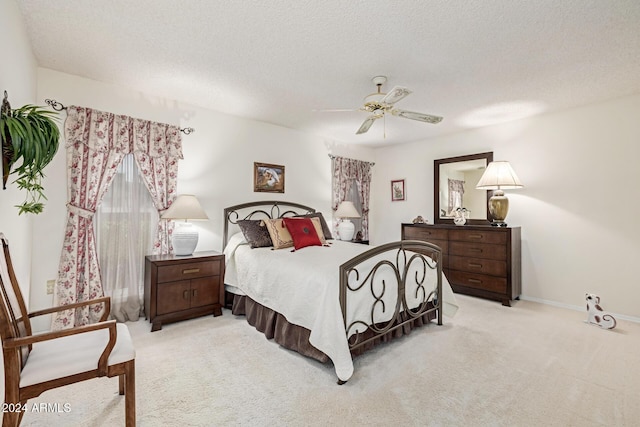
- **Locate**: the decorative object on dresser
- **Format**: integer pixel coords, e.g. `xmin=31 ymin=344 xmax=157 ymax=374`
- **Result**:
xmin=391 ymin=179 xmax=405 ymax=201
xmin=475 ymin=160 xmax=524 ymax=227
xmin=334 ymin=200 xmax=361 ymax=241
xmin=144 ymin=251 xmax=225 ymax=332
xmin=412 ymin=215 xmax=426 ymax=224
xmin=434 ymin=152 xmax=493 ymax=225
xmin=402 ymin=223 xmax=521 ymax=306
xmin=254 ymin=162 xmax=285 ymax=193
xmin=161 ymin=194 xmax=209 ymax=256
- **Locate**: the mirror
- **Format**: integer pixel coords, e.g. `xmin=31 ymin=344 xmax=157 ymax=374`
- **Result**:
xmin=434 ymin=152 xmax=493 ymax=225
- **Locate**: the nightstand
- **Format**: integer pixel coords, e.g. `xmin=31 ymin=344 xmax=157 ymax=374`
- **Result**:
xmin=144 ymin=251 xmax=225 ymax=332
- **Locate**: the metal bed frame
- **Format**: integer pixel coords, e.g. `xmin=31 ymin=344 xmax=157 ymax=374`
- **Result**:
xmin=223 ymin=201 xmax=443 ymax=384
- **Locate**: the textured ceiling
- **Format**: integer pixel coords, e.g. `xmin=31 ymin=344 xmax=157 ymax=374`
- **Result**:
xmin=17 ymin=0 xmax=640 ymax=146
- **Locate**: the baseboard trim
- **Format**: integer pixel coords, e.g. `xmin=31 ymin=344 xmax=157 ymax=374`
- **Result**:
xmin=519 ymin=295 xmax=640 ymax=324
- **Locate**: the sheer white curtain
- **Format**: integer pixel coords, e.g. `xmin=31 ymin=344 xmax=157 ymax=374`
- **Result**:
xmin=94 ymin=154 xmax=157 ymax=322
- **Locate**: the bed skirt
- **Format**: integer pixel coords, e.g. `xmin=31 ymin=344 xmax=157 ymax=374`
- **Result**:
xmin=229 ymin=293 xmax=436 ymax=363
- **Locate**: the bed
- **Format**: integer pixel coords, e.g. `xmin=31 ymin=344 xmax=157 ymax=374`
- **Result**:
xmin=222 ymin=201 xmax=458 ymax=383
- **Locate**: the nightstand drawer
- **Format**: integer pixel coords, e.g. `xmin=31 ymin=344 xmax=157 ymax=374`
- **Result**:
xmin=449 ymin=241 xmax=506 ymax=261
xmin=448 ymin=270 xmax=507 ymax=294
xmin=449 ymin=255 xmax=506 ymax=277
xmin=157 ymin=260 xmax=220 ymax=283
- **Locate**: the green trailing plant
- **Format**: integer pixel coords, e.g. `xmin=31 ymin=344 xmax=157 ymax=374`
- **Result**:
xmin=1 ymin=99 xmax=60 ymax=215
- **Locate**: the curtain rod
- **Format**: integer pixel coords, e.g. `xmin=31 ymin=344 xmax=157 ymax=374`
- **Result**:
xmin=328 ymin=154 xmax=375 ymax=166
xmin=44 ymin=99 xmax=195 ymax=135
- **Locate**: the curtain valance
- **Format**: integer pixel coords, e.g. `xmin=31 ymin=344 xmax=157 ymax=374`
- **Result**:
xmin=64 ymin=106 xmax=183 ymax=159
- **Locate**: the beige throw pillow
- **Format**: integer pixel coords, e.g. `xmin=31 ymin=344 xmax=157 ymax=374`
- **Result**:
xmin=264 ymin=218 xmax=294 ymax=249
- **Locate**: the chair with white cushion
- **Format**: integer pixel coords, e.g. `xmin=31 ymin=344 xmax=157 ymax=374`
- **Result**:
xmin=0 ymin=233 xmax=136 ymax=426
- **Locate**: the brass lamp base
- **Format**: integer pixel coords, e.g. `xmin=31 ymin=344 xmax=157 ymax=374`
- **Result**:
xmin=488 ymin=190 xmax=509 ymax=227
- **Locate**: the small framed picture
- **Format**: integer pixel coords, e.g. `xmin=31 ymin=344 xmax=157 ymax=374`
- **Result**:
xmin=391 ymin=179 xmax=405 ymax=201
xmin=254 ymin=162 xmax=285 ymax=193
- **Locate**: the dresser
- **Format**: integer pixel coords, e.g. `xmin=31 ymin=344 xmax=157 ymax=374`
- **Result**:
xmin=401 ymin=223 xmax=521 ymax=306
xmin=144 ymin=251 xmax=225 ymax=331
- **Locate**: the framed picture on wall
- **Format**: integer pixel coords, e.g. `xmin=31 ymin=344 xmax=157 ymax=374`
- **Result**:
xmin=254 ymin=162 xmax=285 ymax=193
xmin=391 ymin=179 xmax=405 ymax=201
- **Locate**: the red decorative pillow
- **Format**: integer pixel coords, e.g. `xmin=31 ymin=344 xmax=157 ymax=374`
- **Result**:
xmin=282 ymin=218 xmax=322 ymax=250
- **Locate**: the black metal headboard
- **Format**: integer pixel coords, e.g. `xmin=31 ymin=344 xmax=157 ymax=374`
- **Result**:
xmin=223 ymin=201 xmax=316 ymax=248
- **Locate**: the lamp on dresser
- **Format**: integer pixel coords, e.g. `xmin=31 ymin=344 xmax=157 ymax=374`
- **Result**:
xmin=334 ymin=201 xmax=361 ymax=241
xmin=475 ymin=160 xmax=523 ymax=227
xmin=161 ymin=194 xmax=209 ymax=255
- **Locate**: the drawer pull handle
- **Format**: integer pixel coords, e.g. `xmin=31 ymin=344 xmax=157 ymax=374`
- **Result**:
xmin=469 ymin=234 xmax=484 ymax=239
xmin=469 ymin=248 xmax=483 ymax=253
xmin=183 ymin=268 xmax=200 ymax=274
xmin=192 ymin=289 xmax=198 ymax=297
xmin=468 ymin=278 xmax=482 ymax=284
xmin=469 ymin=263 xmax=483 ymax=268
xmin=183 ymin=290 xmax=189 ymax=300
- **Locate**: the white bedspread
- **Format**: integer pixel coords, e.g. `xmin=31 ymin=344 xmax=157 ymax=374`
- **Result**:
xmin=224 ymin=233 xmax=458 ymax=381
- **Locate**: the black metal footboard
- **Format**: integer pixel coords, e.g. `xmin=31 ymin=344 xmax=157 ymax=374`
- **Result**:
xmin=339 ymin=240 xmax=443 ymax=356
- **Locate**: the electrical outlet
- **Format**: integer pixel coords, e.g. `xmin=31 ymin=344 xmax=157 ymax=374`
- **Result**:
xmin=46 ymin=280 xmax=55 ymax=295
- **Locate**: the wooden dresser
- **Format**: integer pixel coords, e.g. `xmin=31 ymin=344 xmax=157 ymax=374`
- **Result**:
xmin=401 ymin=223 xmax=521 ymax=306
xmin=144 ymin=251 xmax=225 ymax=331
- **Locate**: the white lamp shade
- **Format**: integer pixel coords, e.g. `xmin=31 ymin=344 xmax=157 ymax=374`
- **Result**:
xmin=162 ymin=195 xmax=208 ymax=256
xmin=334 ymin=201 xmax=361 ymax=219
xmin=476 ymin=161 xmax=524 ymax=190
xmin=161 ymin=195 xmax=209 ymax=220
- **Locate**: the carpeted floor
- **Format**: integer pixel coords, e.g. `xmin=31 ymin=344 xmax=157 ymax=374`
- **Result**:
xmin=19 ymin=294 xmax=640 ymax=426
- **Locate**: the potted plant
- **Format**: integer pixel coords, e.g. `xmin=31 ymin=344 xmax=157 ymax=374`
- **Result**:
xmin=1 ymin=91 xmax=60 ymax=214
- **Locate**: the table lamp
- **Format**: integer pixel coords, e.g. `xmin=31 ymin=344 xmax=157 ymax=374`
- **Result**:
xmin=475 ymin=161 xmax=523 ymax=227
xmin=161 ymin=194 xmax=209 ymax=255
xmin=335 ymin=201 xmax=361 ymax=241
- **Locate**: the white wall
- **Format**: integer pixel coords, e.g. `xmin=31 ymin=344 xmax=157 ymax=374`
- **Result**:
xmin=30 ymin=68 xmax=374 ymax=331
xmin=371 ymin=93 xmax=640 ymax=319
xmin=0 ymin=0 xmax=39 ymax=305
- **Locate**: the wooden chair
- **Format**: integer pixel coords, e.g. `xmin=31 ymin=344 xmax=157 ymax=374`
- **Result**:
xmin=0 ymin=234 xmax=135 ymax=426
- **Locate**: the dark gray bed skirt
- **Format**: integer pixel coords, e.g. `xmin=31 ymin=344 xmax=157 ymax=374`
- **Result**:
xmin=230 ymin=293 xmax=437 ymax=363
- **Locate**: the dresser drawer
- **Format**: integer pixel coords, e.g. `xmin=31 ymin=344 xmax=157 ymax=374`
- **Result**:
xmin=157 ymin=260 xmax=220 ymax=283
xmin=448 ymin=270 xmax=507 ymax=294
xmin=449 ymin=255 xmax=506 ymax=277
xmin=449 ymin=229 xmax=506 ymax=245
xmin=403 ymin=227 xmax=448 ymax=242
xmin=449 ymin=241 xmax=506 ymax=261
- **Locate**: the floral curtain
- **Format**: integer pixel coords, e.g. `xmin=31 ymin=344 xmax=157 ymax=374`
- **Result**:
xmin=447 ymin=178 xmax=465 ymax=215
xmin=331 ymin=156 xmax=373 ymax=240
xmin=52 ymin=106 xmax=182 ymax=329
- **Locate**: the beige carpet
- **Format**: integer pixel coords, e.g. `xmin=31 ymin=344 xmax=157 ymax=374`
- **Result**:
xmin=20 ymin=295 xmax=640 ymax=426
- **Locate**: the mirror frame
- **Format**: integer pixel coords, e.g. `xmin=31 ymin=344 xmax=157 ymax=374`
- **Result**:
xmin=434 ymin=151 xmax=494 ymax=225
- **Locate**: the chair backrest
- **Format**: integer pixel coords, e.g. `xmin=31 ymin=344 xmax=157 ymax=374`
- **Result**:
xmin=0 ymin=233 xmax=33 ymax=370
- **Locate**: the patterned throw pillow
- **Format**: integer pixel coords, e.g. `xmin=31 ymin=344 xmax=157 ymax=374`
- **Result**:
xmin=309 ymin=217 xmax=327 ymax=245
xmin=264 ymin=218 xmax=294 ymax=249
xmin=282 ymin=217 xmax=322 ymax=250
xmin=295 ymin=212 xmax=333 ymax=240
xmin=237 ymin=220 xmax=273 ymax=248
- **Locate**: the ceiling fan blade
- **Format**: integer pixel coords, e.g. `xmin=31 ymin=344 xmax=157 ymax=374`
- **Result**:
xmin=312 ymin=108 xmax=358 ymax=112
xmin=392 ymin=109 xmax=443 ymax=124
xmin=381 ymin=86 xmax=411 ymax=105
xmin=356 ymin=115 xmax=379 ymax=134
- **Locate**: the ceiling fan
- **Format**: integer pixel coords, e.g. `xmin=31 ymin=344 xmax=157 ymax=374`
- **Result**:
xmin=322 ymin=76 xmax=443 ymax=136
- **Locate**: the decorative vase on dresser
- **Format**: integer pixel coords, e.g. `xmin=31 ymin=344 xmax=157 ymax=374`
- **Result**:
xmin=401 ymin=223 xmax=521 ymax=306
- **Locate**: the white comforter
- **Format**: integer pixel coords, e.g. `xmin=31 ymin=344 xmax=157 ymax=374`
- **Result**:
xmin=224 ymin=233 xmax=458 ymax=381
